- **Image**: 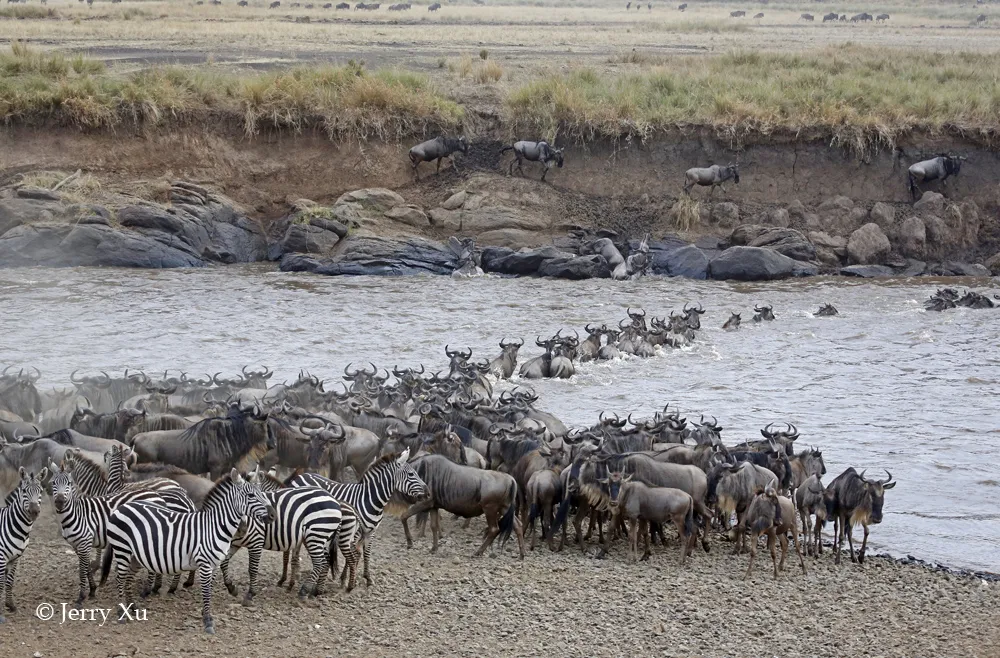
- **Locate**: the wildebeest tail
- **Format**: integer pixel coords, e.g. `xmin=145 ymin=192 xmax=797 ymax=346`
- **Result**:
xmin=497 ymin=480 xmax=517 ymax=549
xmin=684 ymin=500 xmax=695 ymax=539
xmin=99 ymin=544 xmax=114 ymax=587
xmin=499 ymin=145 xmax=514 ymax=155
xmin=527 ymin=502 xmax=540 ymax=529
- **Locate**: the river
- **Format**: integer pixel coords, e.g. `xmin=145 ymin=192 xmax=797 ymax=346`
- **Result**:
xmin=0 ymin=265 xmax=997 ymax=572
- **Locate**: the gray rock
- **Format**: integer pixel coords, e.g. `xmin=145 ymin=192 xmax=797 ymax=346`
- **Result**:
xmin=787 ymin=200 xmax=808 ymax=222
xmin=0 ymin=198 xmax=74 ymax=235
xmin=652 ymin=244 xmax=709 ymax=279
xmin=278 ymin=223 xmax=341 ymax=256
xmin=791 ymin=261 xmax=819 ymax=277
xmin=847 ymin=223 xmax=891 ymax=265
xmin=482 ymin=246 xmax=572 ymax=276
xmin=278 ymin=253 xmax=322 ymax=272
xmin=0 ymin=223 xmax=203 ymax=268
xmin=459 ymin=207 xmax=549 ymax=233
xmin=384 ymin=205 xmax=429 ymax=228
xmin=808 ymin=230 xmax=847 ymax=250
xmin=764 ymin=208 xmax=790 ymax=228
xmin=325 ymin=236 xmax=457 ymax=275
xmin=895 ymin=259 xmax=927 ymax=277
xmin=477 ymin=229 xmax=548 ymax=249
xmin=913 ymin=191 xmax=945 ymax=216
xmin=16 ymin=186 xmax=61 ymax=202
xmin=869 ymin=202 xmax=896 ymax=232
xmin=817 ymin=196 xmax=861 ymax=236
xmin=730 ymin=224 xmax=769 ymax=246
xmin=712 ymin=202 xmax=740 ymax=228
xmin=748 ymin=227 xmax=815 ymax=262
xmin=334 ymin=188 xmax=406 ymax=213
xmin=309 ymin=217 xmax=348 ymax=239
xmin=441 ymin=191 xmax=468 ymax=211
xmin=537 ymin=255 xmax=610 ymax=280
xmin=428 ymin=208 xmax=462 ymax=232
xmin=895 ymin=217 xmax=926 ymax=259
xmin=940 ymin=261 xmax=991 ymax=278
xmin=840 ymin=264 xmax=895 ymax=278
xmin=985 ymin=252 xmax=1000 ymax=276
xmin=708 ymin=246 xmax=797 ymax=281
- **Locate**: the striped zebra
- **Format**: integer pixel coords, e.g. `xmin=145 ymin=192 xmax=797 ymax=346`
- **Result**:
xmin=0 ymin=467 xmax=47 ymax=623
xmin=287 ymin=448 xmax=427 ymax=587
xmin=49 ymin=457 xmax=167 ymax=605
xmin=220 ymin=469 xmax=358 ymax=602
xmin=103 ymin=469 xmax=274 ymax=634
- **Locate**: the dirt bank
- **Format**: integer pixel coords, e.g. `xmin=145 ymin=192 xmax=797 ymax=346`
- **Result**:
xmin=5 ymin=504 xmax=998 ymax=658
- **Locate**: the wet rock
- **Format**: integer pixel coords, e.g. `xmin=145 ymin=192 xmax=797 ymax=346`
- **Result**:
xmin=650 ymin=244 xmax=709 ymax=279
xmin=791 ymin=261 xmax=819 ymax=277
xmin=913 ymin=191 xmax=945 ymax=216
xmin=935 ymin=261 xmax=991 ymax=277
xmin=869 ymin=202 xmax=896 ymax=232
xmin=708 ymin=246 xmax=797 ymax=281
xmin=482 ymin=246 xmax=572 ymax=276
xmin=895 ymin=217 xmax=926 ymax=259
xmin=309 ymin=217 xmax=348 ymax=239
xmin=729 ymin=224 xmax=769 ymax=246
xmin=840 ymin=264 xmax=894 ymax=278
xmin=711 ymin=202 xmax=740 ymax=228
xmin=441 ymin=191 xmax=468 ymax=211
xmin=384 ymin=205 xmax=429 ymax=228
xmin=278 ymin=253 xmax=322 ymax=272
xmin=16 ymin=186 xmax=61 ymax=202
xmin=748 ymin=227 xmax=815 ymax=262
xmin=477 ymin=229 xmax=548 ymax=249
xmin=896 ymin=259 xmax=927 ymax=277
xmin=808 ymin=230 xmax=847 ymax=267
xmin=537 ymin=255 xmax=610 ymax=280
xmin=334 ymin=188 xmax=405 ymax=213
xmin=0 ymin=223 xmax=203 ymax=268
xmin=847 ymin=223 xmax=891 ymax=265
xmin=275 ymin=223 xmax=341 ymax=257
xmin=310 ymin=236 xmax=457 ymax=276
xmin=985 ymin=252 xmax=1000 ymax=276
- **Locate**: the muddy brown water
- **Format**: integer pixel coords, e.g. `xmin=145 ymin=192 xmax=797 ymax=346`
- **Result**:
xmin=0 ymin=265 xmax=997 ymax=573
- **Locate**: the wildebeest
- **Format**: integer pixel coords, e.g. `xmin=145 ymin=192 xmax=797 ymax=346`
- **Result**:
xmin=707 ymin=461 xmax=778 ymax=553
xmin=876 ymin=13 xmax=889 ymax=22
xmin=730 ymin=10 xmax=745 ymax=17
xmin=525 ymin=466 xmax=562 ymax=551
xmin=0 ymin=367 xmax=41 ymax=422
xmin=976 ymin=13 xmax=987 ymax=23
xmin=752 ymin=304 xmax=774 ymax=322
xmin=409 ymin=136 xmax=469 ymax=178
xmin=400 ymin=455 xmax=525 ymax=558
xmin=489 ymin=338 xmax=522 ymax=380
xmin=815 ymin=303 xmax=838 ymax=316
xmin=0 ymin=436 xmax=102 ymax=498
xmin=131 ymin=405 xmax=275 ymax=478
xmin=825 ymin=468 xmax=895 ymax=564
xmin=269 ymin=0 xmax=279 ymax=6
xmin=500 ymin=141 xmax=565 ymax=182
xmin=722 ymin=312 xmax=741 ymax=331
xmin=336 ymin=1 xmax=349 ymax=6
xmin=428 ymin=1 xmax=440 ymax=9
xmin=683 ymin=164 xmax=739 ymax=196
xmin=795 ymin=474 xmax=827 ymax=556
xmin=822 ymin=11 xmax=838 ymax=21
xmin=677 ymin=2 xmax=686 ymax=10
xmin=849 ymin=12 xmax=872 ymax=22
xmin=743 ymin=484 xmax=806 ymax=579
xmin=800 ymin=13 xmax=813 ymax=21
xmin=753 ymin=12 xmax=763 ymax=20
xmin=237 ymin=0 xmax=248 ymax=5
xmin=607 ymin=474 xmax=695 ymax=564
xmin=907 ymin=155 xmax=964 ymax=201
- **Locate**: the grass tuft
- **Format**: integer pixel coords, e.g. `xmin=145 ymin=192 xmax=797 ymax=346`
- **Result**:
xmin=668 ymin=197 xmax=701 ymax=232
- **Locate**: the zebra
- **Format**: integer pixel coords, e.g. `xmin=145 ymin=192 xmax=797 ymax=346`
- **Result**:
xmin=0 ymin=467 xmax=47 ymax=623
xmin=219 ymin=468 xmax=358 ymax=603
xmin=49 ymin=457 xmax=169 ymax=605
xmin=286 ymin=448 xmax=427 ymax=587
xmin=103 ymin=469 xmax=275 ymax=634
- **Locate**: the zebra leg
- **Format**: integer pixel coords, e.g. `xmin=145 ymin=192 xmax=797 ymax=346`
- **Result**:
xmin=166 ymin=574 xmax=182 ymax=595
xmin=361 ymin=532 xmax=374 ymax=587
xmin=113 ymin=555 xmax=134 ymax=625
xmin=220 ymin=547 xmax=239 ymax=598
xmin=299 ymin=536 xmax=327 ymax=599
xmin=0 ymin=557 xmax=7 ymax=621
xmin=277 ymin=550 xmax=290 ymax=586
xmin=287 ymin=545 xmax=301 ymax=591
xmin=337 ymin=529 xmax=358 ymax=593
xmin=75 ymin=544 xmax=92 ymax=605
xmin=197 ymin=561 xmax=215 ymax=635
xmin=244 ymin=544 xmax=263 ymax=606
xmin=145 ymin=574 xmax=162 ymax=597
xmin=3 ymin=556 xmax=16 ymax=613
xmin=183 ymin=570 xmax=195 ymax=588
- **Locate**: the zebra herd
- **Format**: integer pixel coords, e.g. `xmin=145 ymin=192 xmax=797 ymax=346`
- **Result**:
xmin=1 ymin=442 xmax=428 ymax=633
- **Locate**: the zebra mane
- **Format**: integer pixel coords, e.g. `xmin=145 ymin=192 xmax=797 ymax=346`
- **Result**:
xmin=281 ymin=468 xmax=307 ymax=487
xmin=200 ymin=472 xmax=241 ymax=511
xmin=65 ymin=449 xmax=108 ymax=485
xmin=253 ymin=470 xmax=284 ymax=490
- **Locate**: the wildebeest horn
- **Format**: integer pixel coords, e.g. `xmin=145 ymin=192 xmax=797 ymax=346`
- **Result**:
xmin=859 ymin=469 xmax=867 ymax=481
xmin=785 ymin=422 xmax=799 ymax=438
xmin=445 ymin=344 xmax=456 ymax=357
xmin=882 ymin=469 xmax=893 ymax=485
xmin=70 ymin=369 xmax=84 ymax=384
xmin=28 ymin=367 xmax=40 ymax=383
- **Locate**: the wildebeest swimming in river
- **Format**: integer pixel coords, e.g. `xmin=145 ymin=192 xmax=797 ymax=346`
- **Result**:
xmin=408 ymin=136 xmax=469 ymax=178
xmin=815 ymin=303 xmax=838 ymax=317
xmin=907 ymin=155 xmax=964 ymax=201
xmin=500 ymin=141 xmax=565 ymax=182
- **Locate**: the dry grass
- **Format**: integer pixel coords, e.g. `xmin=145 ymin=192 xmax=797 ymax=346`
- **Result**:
xmin=0 ymin=45 xmax=463 ymax=138
xmin=668 ymin=197 xmax=701 ymax=232
xmin=506 ymin=46 xmax=1000 ymax=152
xmin=0 ymin=5 xmax=57 ymax=20
xmin=18 ymin=169 xmax=103 ymax=204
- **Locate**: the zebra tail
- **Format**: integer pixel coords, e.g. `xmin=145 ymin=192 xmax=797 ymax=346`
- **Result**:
xmin=497 ymin=480 xmax=517 ymax=549
xmin=99 ymin=544 xmax=114 ymax=587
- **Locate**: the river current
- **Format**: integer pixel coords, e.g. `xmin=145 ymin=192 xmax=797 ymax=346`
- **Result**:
xmin=1 ymin=266 xmax=997 ymax=572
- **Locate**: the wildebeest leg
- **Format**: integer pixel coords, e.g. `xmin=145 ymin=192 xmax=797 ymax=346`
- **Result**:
xmin=858 ymin=523 xmax=870 ymax=564
xmin=435 ymin=157 xmax=442 ymax=174
xmin=515 ymin=155 xmax=524 ymax=177
xmin=743 ymin=530 xmax=759 ymax=580
xmin=833 ymin=514 xmax=842 ymax=564
xmin=799 ymin=510 xmax=810 ymax=556
xmin=573 ymin=504 xmax=589 ymax=550
xmin=474 ymin=508 xmax=500 ymax=557
xmin=641 ymin=520 xmax=652 ymax=561
xmin=598 ymin=510 xmax=618 ymax=558
xmin=814 ymin=517 xmax=823 ymax=556
xmin=792 ymin=524 xmax=807 ymax=575
xmin=513 ymin=517 xmax=526 ymax=560
xmin=461 ymin=518 xmax=472 ymax=529
xmin=845 ymin=520 xmax=857 ymax=563
xmin=400 ymin=498 xmax=435 ymax=548
xmin=626 ymin=518 xmax=638 ymax=563
xmin=768 ymin=530 xmax=779 ymax=579
xmin=430 ymin=509 xmax=442 ymax=553
xmin=778 ymin=532 xmax=788 ymax=573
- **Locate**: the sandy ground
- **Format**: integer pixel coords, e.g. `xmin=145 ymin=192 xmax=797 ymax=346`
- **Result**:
xmin=2 ymin=503 xmax=998 ymax=658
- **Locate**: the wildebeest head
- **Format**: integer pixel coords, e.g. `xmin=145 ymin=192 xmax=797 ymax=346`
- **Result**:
xmin=942 ymin=154 xmax=964 ymax=177
xmin=552 ymin=148 xmax=565 ymax=168
xmin=0 ymin=367 xmax=43 ymax=421
xmin=858 ymin=469 xmax=895 ymax=524
xmin=499 ymin=338 xmax=523 ymax=360
xmin=682 ymin=302 xmax=704 ymax=330
xmin=424 ymin=428 xmax=465 ymax=465
xmin=299 ymin=417 xmax=346 ymax=470
xmin=601 ymin=470 xmax=631 ymax=509
xmin=729 ymin=164 xmax=740 ymax=184
xmin=816 ymin=303 xmax=838 ymax=317
xmin=760 ymin=422 xmax=799 ymax=456
xmin=752 ymin=304 xmax=775 ymax=322
xmin=722 ymin=312 xmax=741 ymax=331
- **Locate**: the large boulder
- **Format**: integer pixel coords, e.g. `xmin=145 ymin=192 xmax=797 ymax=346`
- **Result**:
xmin=708 ymin=246 xmax=797 ymax=281
xmin=276 ymin=223 xmax=341 ymax=256
xmin=477 ymin=228 xmax=548 ymax=249
xmin=913 ymin=191 xmax=945 ymax=216
xmin=816 ymin=196 xmax=864 ymax=236
xmin=869 ymin=202 xmax=896 ymax=233
xmin=985 ymin=252 xmax=1000 ymax=276
xmin=537 ymin=255 xmax=610 ymax=280
xmin=278 ymin=253 xmax=322 ymax=273
xmin=384 ymin=205 xmax=429 ymax=228
xmin=303 ymin=236 xmax=458 ymax=276
xmin=932 ymin=261 xmax=991 ymax=277
xmin=651 ymin=244 xmax=709 ymax=279
xmin=0 ymin=198 xmax=76 ymax=236
xmin=807 ymin=231 xmax=847 ymax=267
xmin=729 ymin=224 xmax=770 ymax=246
xmin=894 ymin=217 xmax=926 ymax=259
xmin=482 ymin=246 xmax=573 ymax=276
xmin=441 ymin=190 xmax=468 ymax=211
xmin=334 ymin=188 xmax=405 ymax=213
xmin=847 ymin=223 xmax=891 ymax=265
xmin=712 ymin=202 xmax=740 ymax=228
xmin=748 ymin=228 xmax=815 ymax=262
xmin=840 ymin=264 xmax=894 ymax=278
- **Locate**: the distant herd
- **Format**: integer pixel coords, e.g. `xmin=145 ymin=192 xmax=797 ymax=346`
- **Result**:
xmin=408 ymin=136 xmax=969 ymax=205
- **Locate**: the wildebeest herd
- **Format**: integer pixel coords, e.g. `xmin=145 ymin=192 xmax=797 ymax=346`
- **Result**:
xmin=0 ymin=299 xmax=903 ymax=632
xmin=409 ymin=136 xmax=967 ymax=203
xmin=924 ymin=287 xmax=997 ymax=311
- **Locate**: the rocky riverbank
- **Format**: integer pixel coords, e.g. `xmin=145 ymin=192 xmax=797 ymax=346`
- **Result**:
xmin=1 ymin=170 xmax=997 ymax=280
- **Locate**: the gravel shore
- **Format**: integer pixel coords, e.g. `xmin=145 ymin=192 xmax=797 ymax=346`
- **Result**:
xmin=5 ymin=505 xmax=997 ymax=658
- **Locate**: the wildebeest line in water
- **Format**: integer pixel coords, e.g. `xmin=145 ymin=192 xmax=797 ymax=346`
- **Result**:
xmin=411 ymin=137 xmax=962 ymax=201
xmin=0 ymin=298 xmax=902 ymax=631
